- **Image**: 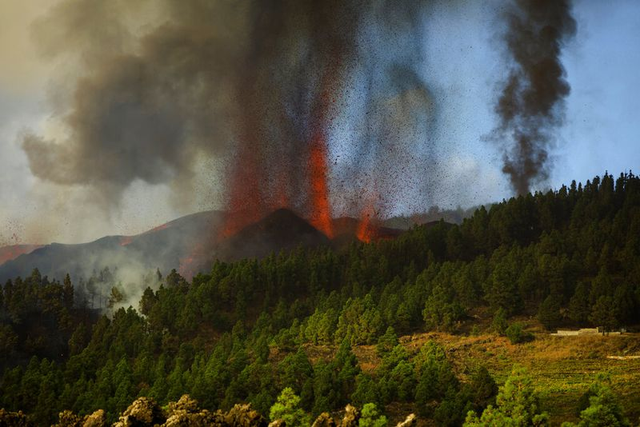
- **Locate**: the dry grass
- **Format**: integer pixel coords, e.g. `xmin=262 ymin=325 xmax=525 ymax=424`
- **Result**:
xmin=300 ymin=330 xmax=640 ymax=426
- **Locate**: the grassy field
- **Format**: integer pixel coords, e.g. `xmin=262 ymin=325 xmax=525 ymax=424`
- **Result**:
xmin=303 ymin=326 xmax=640 ymax=426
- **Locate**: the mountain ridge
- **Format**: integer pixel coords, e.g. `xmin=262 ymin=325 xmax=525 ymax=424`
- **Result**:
xmin=0 ymin=209 xmax=405 ymax=283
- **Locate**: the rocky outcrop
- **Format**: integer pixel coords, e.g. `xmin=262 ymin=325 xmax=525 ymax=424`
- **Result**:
xmin=311 ymin=412 xmax=336 ymax=427
xmin=82 ymin=410 xmax=107 ymax=427
xmin=54 ymin=409 xmax=107 ymax=427
xmin=0 ymin=409 xmax=31 ymax=427
xmin=340 ymin=405 xmax=360 ymax=427
xmin=32 ymin=397 xmax=420 ymax=427
xmin=395 ymin=414 xmax=417 ymax=427
xmin=164 ymin=395 xmax=224 ymax=427
xmin=112 ymin=397 xmax=165 ymax=427
xmin=55 ymin=410 xmax=84 ymax=427
xmin=224 ymin=404 xmax=267 ymax=427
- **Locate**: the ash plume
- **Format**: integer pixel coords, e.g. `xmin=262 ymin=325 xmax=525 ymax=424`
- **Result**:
xmin=22 ymin=0 xmax=435 ymax=230
xmin=493 ymin=0 xmax=576 ymax=195
xmin=23 ymin=0 xmax=243 ymax=207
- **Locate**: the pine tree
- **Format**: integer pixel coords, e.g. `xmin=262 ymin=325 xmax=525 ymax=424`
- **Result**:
xmin=270 ymin=387 xmax=311 ymax=426
xmin=359 ymin=403 xmax=388 ymax=427
xmin=464 ymin=367 xmax=548 ymax=427
xmin=538 ymin=294 xmax=562 ymax=330
xmin=589 ymin=296 xmax=619 ymax=335
xmin=562 ymin=377 xmax=630 ymax=427
xmin=569 ymin=282 xmax=591 ymax=325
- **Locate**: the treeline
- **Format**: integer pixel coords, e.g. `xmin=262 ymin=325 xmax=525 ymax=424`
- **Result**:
xmin=1 ymin=171 xmax=639 ymax=425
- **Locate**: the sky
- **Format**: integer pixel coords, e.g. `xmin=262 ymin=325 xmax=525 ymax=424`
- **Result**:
xmin=0 ymin=0 xmax=639 ymax=245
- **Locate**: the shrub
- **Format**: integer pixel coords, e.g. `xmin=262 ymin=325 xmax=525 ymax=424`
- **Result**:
xmin=505 ymin=322 xmax=533 ymax=344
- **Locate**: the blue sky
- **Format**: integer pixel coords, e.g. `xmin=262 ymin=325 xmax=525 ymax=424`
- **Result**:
xmin=0 ymin=1 xmax=639 ymax=244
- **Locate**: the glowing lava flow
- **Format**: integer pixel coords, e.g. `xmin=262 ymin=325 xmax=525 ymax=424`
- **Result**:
xmin=308 ymin=132 xmax=334 ymax=238
xmin=223 ymin=53 xmax=343 ymax=239
xmin=307 ymin=59 xmax=342 ymax=239
xmin=119 ymin=236 xmax=133 ymax=246
xmin=179 ymin=242 xmax=205 ymax=279
xmin=356 ymin=203 xmax=376 ymax=243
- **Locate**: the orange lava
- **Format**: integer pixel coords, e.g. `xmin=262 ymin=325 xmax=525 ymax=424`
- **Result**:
xmin=119 ymin=236 xmax=134 ymax=246
xmin=222 ymin=54 xmax=344 ymax=239
xmin=179 ymin=241 xmax=207 ymax=279
xmin=146 ymin=222 xmax=170 ymax=234
xmin=308 ymin=132 xmax=334 ymax=238
xmin=0 ymin=244 xmax=43 ymax=266
xmin=356 ymin=205 xmax=376 ymax=243
xmin=306 ymin=58 xmax=343 ymax=239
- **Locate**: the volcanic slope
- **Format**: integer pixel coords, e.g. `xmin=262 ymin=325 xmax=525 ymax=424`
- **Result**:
xmin=0 ymin=211 xmax=225 ymax=283
xmin=0 ymin=208 xmax=407 ymax=283
xmin=216 ymin=208 xmax=332 ymax=261
xmin=0 ymin=244 xmax=43 ymax=266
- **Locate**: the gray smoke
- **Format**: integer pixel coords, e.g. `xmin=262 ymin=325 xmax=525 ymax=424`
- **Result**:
xmin=22 ymin=0 xmax=435 ymax=223
xmin=493 ymin=0 xmax=576 ymax=195
xmin=23 ymin=0 xmax=242 ymax=208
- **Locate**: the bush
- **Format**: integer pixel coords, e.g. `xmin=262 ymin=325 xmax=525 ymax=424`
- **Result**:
xmin=492 ymin=308 xmax=508 ymax=335
xmin=505 ymin=322 xmax=533 ymax=344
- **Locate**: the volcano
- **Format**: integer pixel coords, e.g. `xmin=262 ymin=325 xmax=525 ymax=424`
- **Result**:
xmin=0 ymin=208 xmax=404 ymax=284
xmin=216 ymin=208 xmax=331 ymax=261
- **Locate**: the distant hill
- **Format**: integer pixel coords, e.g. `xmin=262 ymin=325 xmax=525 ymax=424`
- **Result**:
xmin=0 ymin=211 xmax=225 ymax=283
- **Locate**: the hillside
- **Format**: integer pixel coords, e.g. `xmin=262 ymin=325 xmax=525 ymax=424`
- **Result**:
xmin=0 ymin=245 xmax=43 ymax=266
xmin=1 ymin=171 xmax=639 ymax=426
xmin=0 ymin=211 xmax=225 ymax=283
xmin=0 ymin=209 xmax=405 ymax=284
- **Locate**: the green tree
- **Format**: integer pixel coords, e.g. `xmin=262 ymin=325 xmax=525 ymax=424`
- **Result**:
xmin=270 ymin=387 xmax=311 ymax=426
xmin=434 ymin=387 xmax=474 ymax=427
xmin=63 ymin=274 xmax=74 ymax=310
xmin=492 ymin=308 xmax=508 ymax=335
xmin=0 ymin=324 xmax=18 ymax=357
xmin=279 ymin=347 xmax=313 ymax=398
xmin=423 ymin=285 xmax=465 ymax=332
xmin=568 ymin=282 xmax=591 ymax=325
xmin=107 ymin=286 xmax=125 ymax=309
xmin=537 ymin=294 xmax=562 ymax=330
xmin=414 ymin=342 xmax=458 ymax=416
xmin=312 ymin=361 xmax=338 ymax=415
xmin=359 ymin=403 xmax=388 ymax=427
xmin=376 ymin=326 xmax=398 ymax=357
xmin=485 ymin=257 xmax=522 ymax=315
xmin=351 ymin=374 xmax=381 ymax=408
xmin=468 ymin=366 xmax=498 ymax=411
xmin=505 ymin=323 xmax=533 ymax=344
xmin=562 ymin=377 xmax=630 ymax=427
xmin=589 ymin=296 xmax=618 ymax=335
xmin=464 ymin=367 xmax=548 ymax=427
xmin=68 ymin=323 xmax=89 ymax=356
xmin=139 ymin=287 xmax=158 ymax=316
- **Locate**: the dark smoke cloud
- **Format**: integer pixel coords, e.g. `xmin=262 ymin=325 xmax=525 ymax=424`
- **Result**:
xmin=23 ymin=0 xmax=435 ymax=223
xmin=493 ymin=0 xmax=576 ymax=196
xmin=24 ymin=0 xmax=245 ymax=208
